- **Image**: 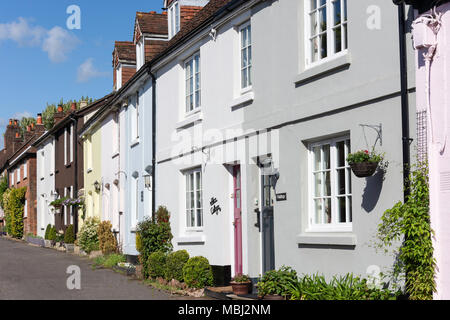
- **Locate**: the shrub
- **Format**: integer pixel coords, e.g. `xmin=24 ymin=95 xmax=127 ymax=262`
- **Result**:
xmin=64 ymin=225 xmax=75 ymax=244
xmin=48 ymin=226 xmax=56 ymax=241
xmin=183 ymin=256 xmax=214 ymax=289
xmin=287 ymin=273 xmax=401 ymax=300
xmin=165 ymin=250 xmax=190 ymax=281
xmin=97 ymin=221 xmax=118 ymax=255
xmin=104 ymin=254 xmax=126 ymax=268
xmin=4 ymin=187 xmax=27 ymax=239
xmin=148 ymin=251 xmax=167 ymax=279
xmin=44 ymin=224 xmax=52 ymax=240
xmin=136 ymin=206 xmax=173 ymax=278
xmin=232 ymin=274 xmax=251 ymax=283
xmin=257 ymin=266 xmax=298 ymax=298
xmin=77 ymin=217 xmax=100 ymax=253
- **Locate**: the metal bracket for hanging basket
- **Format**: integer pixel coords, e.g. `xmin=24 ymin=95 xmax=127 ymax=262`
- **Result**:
xmin=359 ymin=123 xmax=383 ymax=147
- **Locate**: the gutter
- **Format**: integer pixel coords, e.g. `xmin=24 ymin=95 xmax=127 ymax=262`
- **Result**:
xmin=149 ymin=70 xmax=157 ymax=220
xmin=69 ymin=115 xmax=79 ymax=234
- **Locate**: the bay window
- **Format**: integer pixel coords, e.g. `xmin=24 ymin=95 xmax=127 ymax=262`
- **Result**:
xmin=306 ymin=0 xmax=348 ymax=65
xmin=309 ymin=136 xmax=352 ymax=231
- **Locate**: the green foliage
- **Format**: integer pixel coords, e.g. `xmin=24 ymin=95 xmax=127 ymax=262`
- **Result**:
xmin=0 ymin=176 xmax=8 ymax=210
xmin=64 ymin=225 xmax=75 ymax=244
xmin=48 ymin=226 xmax=57 ymax=241
xmin=103 ymin=254 xmax=126 ymax=268
xmin=376 ymin=163 xmax=435 ymax=300
xmin=44 ymin=224 xmax=52 ymax=240
xmin=182 ymin=256 xmax=214 ymax=289
xmin=257 ymin=266 xmax=298 ymax=298
xmin=147 ymin=251 xmax=167 ymax=279
xmin=156 ymin=206 xmax=170 ymax=224
xmin=42 ymin=97 xmax=94 ymax=130
xmin=2 ymin=189 xmax=11 ymax=235
xmin=136 ymin=206 xmax=173 ymax=278
xmin=287 ymin=273 xmax=400 ymax=300
xmin=3 ymin=187 xmax=27 ymax=239
xmin=165 ymin=250 xmax=190 ymax=281
xmin=232 ymin=274 xmax=251 ymax=283
xmin=19 ymin=117 xmax=37 ymax=138
xmin=77 ymin=217 xmax=100 ymax=253
xmin=347 ymin=149 xmax=383 ymax=165
xmin=97 ymin=221 xmax=118 ymax=255
xmin=49 ymin=197 xmax=69 ymax=208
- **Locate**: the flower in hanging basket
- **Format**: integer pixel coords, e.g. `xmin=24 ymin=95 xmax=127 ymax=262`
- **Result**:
xmin=347 ymin=150 xmax=383 ymax=178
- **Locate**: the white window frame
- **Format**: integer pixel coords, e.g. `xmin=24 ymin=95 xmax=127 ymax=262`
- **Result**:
xmin=87 ymin=135 xmax=93 ymax=171
xmin=64 ymin=127 xmax=68 ymax=165
xmin=169 ymin=1 xmax=180 ymax=38
xmin=185 ymin=168 xmax=203 ymax=231
xmin=40 ymin=150 xmax=45 ymax=179
xmin=136 ymin=38 xmax=145 ymax=70
xmin=16 ymin=167 xmax=20 ymax=184
xmin=70 ymin=124 xmax=74 ymax=163
xmin=305 ymin=0 xmax=348 ymax=68
xmin=23 ymin=161 xmax=27 ymax=179
xmin=116 ymin=64 xmax=122 ymax=90
xmin=239 ymin=21 xmax=252 ymax=92
xmin=131 ymin=91 xmax=140 ymax=142
xmin=184 ymin=53 xmax=201 ymax=114
xmin=24 ymin=199 xmax=28 ymax=218
xmin=308 ymin=136 xmax=352 ymax=232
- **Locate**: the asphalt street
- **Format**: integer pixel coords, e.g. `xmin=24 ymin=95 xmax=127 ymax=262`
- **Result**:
xmin=0 ymin=237 xmax=204 ymax=300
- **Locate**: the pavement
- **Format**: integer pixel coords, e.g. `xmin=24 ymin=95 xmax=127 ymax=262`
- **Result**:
xmin=0 ymin=237 xmax=209 ymax=300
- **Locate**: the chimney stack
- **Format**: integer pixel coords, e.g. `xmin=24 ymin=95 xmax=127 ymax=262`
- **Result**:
xmin=71 ymin=102 xmax=77 ymax=111
xmin=34 ymin=113 xmax=46 ymax=135
xmin=54 ymin=104 xmax=65 ymax=123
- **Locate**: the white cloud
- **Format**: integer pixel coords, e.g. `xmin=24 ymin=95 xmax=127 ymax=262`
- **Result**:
xmin=77 ymin=58 xmax=108 ymax=83
xmin=0 ymin=18 xmax=79 ymax=63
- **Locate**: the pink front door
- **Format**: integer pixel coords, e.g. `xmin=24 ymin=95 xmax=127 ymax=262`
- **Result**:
xmin=233 ymin=165 xmax=243 ymax=275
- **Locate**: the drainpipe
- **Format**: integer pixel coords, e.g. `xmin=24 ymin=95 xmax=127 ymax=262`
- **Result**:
xmin=394 ymin=0 xmax=412 ymax=201
xmin=149 ymin=68 xmax=157 ymax=220
xmin=70 ymin=116 xmax=79 ymax=234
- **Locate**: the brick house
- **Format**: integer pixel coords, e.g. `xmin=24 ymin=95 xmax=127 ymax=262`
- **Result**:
xmin=6 ymin=116 xmax=45 ymax=236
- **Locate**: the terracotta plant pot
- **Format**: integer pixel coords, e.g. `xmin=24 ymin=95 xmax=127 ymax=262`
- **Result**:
xmin=350 ymin=162 xmax=379 ymax=178
xmin=230 ymin=281 xmax=252 ymax=295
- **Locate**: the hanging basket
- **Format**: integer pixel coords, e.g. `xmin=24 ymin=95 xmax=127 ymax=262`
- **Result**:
xmin=350 ymin=162 xmax=379 ymax=178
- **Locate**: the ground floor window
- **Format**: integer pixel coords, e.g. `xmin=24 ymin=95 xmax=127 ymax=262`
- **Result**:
xmin=185 ymin=168 xmax=203 ymax=229
xmin=309 ymin=136 xmax=352 ymax=230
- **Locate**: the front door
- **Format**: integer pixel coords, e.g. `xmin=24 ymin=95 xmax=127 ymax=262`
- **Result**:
xmin=262 ymin=174 xmax=275 ymax=273
xmin=233 ymin=165 xmax=243 ymax=275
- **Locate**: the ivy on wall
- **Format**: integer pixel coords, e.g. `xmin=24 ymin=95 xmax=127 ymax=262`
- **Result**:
xmin=3 ymin=187 xmax=27 ymax=239
xmin=376 ymin=163 xmax=436 ymax=300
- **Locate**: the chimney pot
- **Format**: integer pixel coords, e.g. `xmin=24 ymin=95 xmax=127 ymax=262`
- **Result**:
xmin=57 ymin=105 xmax=63 ymax=113
xmin=14 ymin=119 xmax=18 ymax=126
xmin=37 ymin=113 xmax=43 ymax=125
xmin=9 ymin=119 xmax=12 ymax=126
xmin=15 ymin=132 xmax=20 ymax=138
xmin=71 ymin=102 xmax=77 ymax=111
xmin=150 ymin=11 xmax=156 ymax=14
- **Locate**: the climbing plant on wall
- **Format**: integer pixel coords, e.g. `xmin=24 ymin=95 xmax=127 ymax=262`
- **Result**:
xmin=376 ymin=162 xmax=436 ymax=300
xmin=4 ymin=187 xmax=27 ymax=239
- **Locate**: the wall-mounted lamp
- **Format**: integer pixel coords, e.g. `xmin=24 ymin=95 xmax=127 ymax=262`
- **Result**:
xmin=94 ymin=181 xmax=101 ymax=193
xmin=144 ymin=174 xmax=152 ymax=189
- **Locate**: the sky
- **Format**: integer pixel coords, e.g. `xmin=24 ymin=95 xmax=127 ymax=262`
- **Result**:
xmin=0 ymin=0 xmax=162 ymax=148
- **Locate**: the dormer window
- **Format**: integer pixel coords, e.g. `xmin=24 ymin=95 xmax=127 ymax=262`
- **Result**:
xmin=169 ymin=1 xmax=180 ymax=39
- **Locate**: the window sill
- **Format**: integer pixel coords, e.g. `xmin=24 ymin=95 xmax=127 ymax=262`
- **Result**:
xmin=176 ymin=234 xmax=206 ymax=245
xmin=296 ymin=233 xmax=357 ymax=246
xmin=176 ymin=112 xmax=203 ymax=130
xmin=230 ymin=91 xmax=254 ymax=109
xmin=294 ymin=53 xmax=352 ymax=86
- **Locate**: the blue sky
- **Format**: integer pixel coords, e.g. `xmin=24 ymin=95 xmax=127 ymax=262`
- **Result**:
xmin=0 ymin=0 xmax=162 ymax=148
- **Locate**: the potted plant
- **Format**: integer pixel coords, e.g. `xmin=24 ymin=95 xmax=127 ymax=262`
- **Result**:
xmin=230 ymin=274 xmax=252 ymax=295
xmin=257 ymin=267 xmax=298 ymax=300
xmin=50 ymin=197 xmax=68 ymax=213
xmin=64 ymin=225 xmax=75 ymax=253
xmin=347 ymin=149 xmax=383 ymax=178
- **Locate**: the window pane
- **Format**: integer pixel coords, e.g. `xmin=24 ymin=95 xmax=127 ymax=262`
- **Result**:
xmin=313 ymin=146 xmax=321 ymax=171
xmin=248 ymin=46 xmax=252 ymax=67
xmin=242 ymin=48 xmax=248 ymax=68
xmin=248 ymin=65 xmax=252 ymax=86
xmin=334 ymin=27 xmax=342 ymax=53
xmin=348 ymin=196 xmax=352 ymax=222
xmin=323 ymin=144 xmax=330 ymax=169
xmin=197 ymin=209 xmax=203 ymax=227
xmin=242 ymin=28 xmax=247 ymax=47
xmin=343 ymin=23 xmax=348 ymax=49
xmin=314 ymin=199 xmax=322 ymax=224
xmin=324 ymin=171 xmax=331 ymax=196
xmin=337 ymin=141 xmax=345 ymax=167
xmin=343 ymin=0 xmax=347 ymax=21
xmin=236 ymin=190 xmax=241 ymax=209
xmin=324 ymin=198 xmax=332 ymax=224
xmin=338 ymin=197 xmax=346 ymax=223
xmin=311 ymin=37 xmax=319 ymax=62
xmin=247 ymin=25 xmax=251 ymax=45
xmin=319 ymin=7 xmax=327 ymax=32
xmin=333 ymin=0 xmax=341 ymax=26
xmin=347 ymin=168 xmax=352 ymax=194
xmin=242 ymin=69 xmax=248 ymax=89
xmin=337 ymin=169 xmax=346 ymax=195
xmin=314 ymin=173 xmax=322 ymax=197
xmin=310 ymin=12 xmax=318 ymax=36
xmin=311 ymin=0 xmax=317 ymax=11
xmin=320 ymin=33 xmax=327 ymax=58
xmin=320 ymin=0 xmax=326 ymax=6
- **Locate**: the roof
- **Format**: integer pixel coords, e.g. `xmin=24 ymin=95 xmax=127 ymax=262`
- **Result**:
xmin=114 ymin=41 xmax=136 ymax=63
xmin=135 ymin=12 xmax=168 ymax=40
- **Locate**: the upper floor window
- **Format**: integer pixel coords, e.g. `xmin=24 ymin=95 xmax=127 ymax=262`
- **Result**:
xmin=240 ymin=22 xmax=252 ymax=90
xmin=309 ymin=136 xmax=352 ymax=231
xmin=132 ymin=91 xmax=140 ymax=141
xmin=185 ymin=168 xmax=203 ymax=229
xmin=169 ymin=1 xmax=180 ymax=38
xmin=136 ymin=39 xmax=145 ymax=70
xmin=23 ymin=161 xmax=27 ymax=179
xmin=306 ymin=0 xmax=348 ymax=65
xmin=64 ymin=125 xmax=74 ymax=165
xmin=185 ymin=53 xmax=201 ymax=113
xmin=16 ymin=167 xmax=20 ymax=184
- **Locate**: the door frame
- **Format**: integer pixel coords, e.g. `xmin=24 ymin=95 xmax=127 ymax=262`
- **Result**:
xmin=233 ymin=165 xmax=243 ymax=276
